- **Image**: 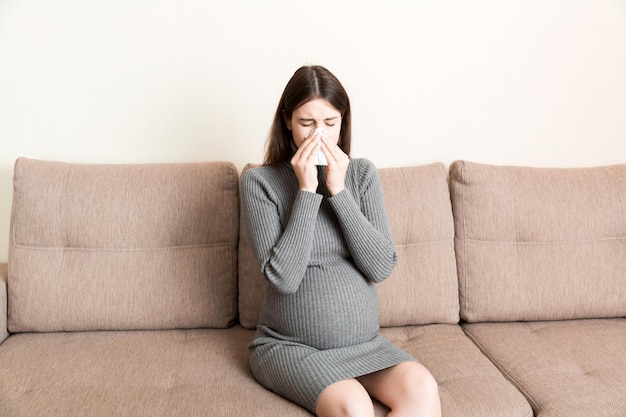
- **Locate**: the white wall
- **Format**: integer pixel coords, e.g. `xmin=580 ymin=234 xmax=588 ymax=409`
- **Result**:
xmin=1 ymin=0 xmax=625 ymax=262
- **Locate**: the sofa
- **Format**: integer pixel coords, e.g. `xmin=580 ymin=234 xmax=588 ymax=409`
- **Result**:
xmin=0 ymin=157 xmax=624 ymax=417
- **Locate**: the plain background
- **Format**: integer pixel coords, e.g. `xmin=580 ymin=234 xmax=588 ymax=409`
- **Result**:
xmin=1 ymin=0 xmax=625 ymax=262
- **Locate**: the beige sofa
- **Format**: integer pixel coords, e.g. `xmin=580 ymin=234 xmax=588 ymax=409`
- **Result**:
xmin=0 ymin=157 xmax=624 ymax=417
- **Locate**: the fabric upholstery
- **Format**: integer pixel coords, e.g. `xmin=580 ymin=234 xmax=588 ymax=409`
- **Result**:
xmin=0 ymin=324 xmax=532 ymax=417
xmin=5 ymin=157 xmax=622 ymax=416
xmin=377 ymin=164 xmax=459 ymax=326
xmin=9 ymin=158 xmax=240 ymax=332
xmin=0 ymin=263 xmax=7 ymax=344
xmin=449 ymin=160 xmax=626 ymax=322
xmin=0 ymin=327 xmax=314 ymax=417
xmin=381 ymin=325 xmax=532 ymax=417
xmin=463 ymin=319 xmax=626 ymax=417
xmin=238 ymin=163 xmax=459 ymax=329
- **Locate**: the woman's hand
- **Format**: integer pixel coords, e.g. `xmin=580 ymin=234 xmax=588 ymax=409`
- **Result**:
xmin=321 ymin=135 xmax=349 ymax=195
xmin=291 ymin=134 xmax=322 ymax=193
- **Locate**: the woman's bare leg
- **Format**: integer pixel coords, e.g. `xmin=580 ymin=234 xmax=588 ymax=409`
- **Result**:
xmin=315 ymin=378 xmax=376 ymax=417
xmin=358 ymin=362 xmax=441 ymax=417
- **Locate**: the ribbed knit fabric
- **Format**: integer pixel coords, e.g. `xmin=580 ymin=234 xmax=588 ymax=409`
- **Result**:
xmin=241 ymin=158 xmax=417 ymax=413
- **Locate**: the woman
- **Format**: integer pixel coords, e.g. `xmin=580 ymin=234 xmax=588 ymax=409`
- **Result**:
xmin=241 ymin=65 xmax=441 ymax=417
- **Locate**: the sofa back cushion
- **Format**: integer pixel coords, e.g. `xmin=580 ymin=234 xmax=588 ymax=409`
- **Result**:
xmin=238 ymin=162 xmax=459 ymax=329
xmin=9 ymin=158 xmax=239 ymax=332
xmin=449 ymin=160 xmax=626 ymax=322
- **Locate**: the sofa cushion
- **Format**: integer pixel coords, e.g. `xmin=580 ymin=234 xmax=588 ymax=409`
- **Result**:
xmin=9 ymin=158 xmax=239 ymax=332
xmin=238 ymin=163 xmax=459 ymax=329
xmin=463 ymin=319 xmax=626 ymax=416
xmin=449 ymin=160 xmax=626 ymax=322
xmin=0 ymin=325 xmax=532 ymax=417
xmin=376 ymin=164 xmax=459 ymax=326
xmin=0 ymin=327 xmax=317 ymax=417
xmin=381 ymin=325 xmax=532 ymax=417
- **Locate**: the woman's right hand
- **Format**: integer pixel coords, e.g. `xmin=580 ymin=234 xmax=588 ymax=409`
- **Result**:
xmin=290 ymin=133 xmax=321 ymax=193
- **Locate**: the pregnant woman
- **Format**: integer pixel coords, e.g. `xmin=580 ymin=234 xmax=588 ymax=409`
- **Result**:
xmin=241 ymin=65 xmax=441 ymax=417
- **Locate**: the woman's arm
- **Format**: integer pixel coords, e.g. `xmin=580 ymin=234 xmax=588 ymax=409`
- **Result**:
xmin=241 ymin=169 xmax=322 ymax=294
xmin=327 ymin=160 xmax=398 ymax=283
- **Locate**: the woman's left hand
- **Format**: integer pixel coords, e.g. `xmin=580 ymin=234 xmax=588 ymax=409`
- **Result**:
xmin=321 ymin=135 xmax=350 ymax=196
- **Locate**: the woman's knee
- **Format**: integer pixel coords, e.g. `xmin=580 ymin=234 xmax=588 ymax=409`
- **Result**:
xmin=315 ymin=379 xmax=374 ymax=417
xmin=397 ymin=362 xmax=441 ymax=415
xmin=401 ymin=362 xmax=440 ymax=398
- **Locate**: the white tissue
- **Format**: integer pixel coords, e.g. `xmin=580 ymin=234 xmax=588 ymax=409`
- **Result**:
xmin=314 ymin=150 xmax=328 ymax=166
xmin=310 ymin=127 xmax=329 ymax=166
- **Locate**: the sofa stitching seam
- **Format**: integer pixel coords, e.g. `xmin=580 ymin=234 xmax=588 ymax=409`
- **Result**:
xmin=461 ymin=326 xmax=539 ymax=414
xmin=11 ymin=242 xmax=232 ymax=252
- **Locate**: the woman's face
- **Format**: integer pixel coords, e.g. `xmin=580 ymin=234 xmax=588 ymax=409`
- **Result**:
xmin=286 ymin=98 xmax=342 ymax=148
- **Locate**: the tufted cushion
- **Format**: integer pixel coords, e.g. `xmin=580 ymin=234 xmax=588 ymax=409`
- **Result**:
xmin=382 ymin=325 xmax=532 ymax=417
xmin=0 ymin=327 xmax=315 ymax=417
xmin=238 ymin=162 xmax=459 ymax=329
xmin=449 ymin=160 xmax=626 ymax=322
xmin=463 ymin=319 xmax=626 ymax=416
xmin=376 ymin=164 xmax=459 ymax=326
xmin=9 ymin=158 xmax=240 ymax=332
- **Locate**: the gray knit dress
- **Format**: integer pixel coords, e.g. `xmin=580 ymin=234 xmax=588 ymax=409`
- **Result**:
xmin=241 ymin=158 xmax=416 ymax=413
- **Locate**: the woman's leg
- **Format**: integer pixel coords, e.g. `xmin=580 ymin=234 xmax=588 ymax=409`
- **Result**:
xmin=315 ymin=378 xmax=376 ymax=417
xmin=357 ymin=362 xmax=441 ymax=417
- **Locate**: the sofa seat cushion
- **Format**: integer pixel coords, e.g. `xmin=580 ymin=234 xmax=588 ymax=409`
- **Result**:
xmin=0 ymin=327 xmax=313 ymax=417
xmin=0 ymin=324 xmax=533 ymax=417
xmin=381 ymin=324 xmax=532 ymax=417
xmin=463 ymin=319 xmax=626 ymax=416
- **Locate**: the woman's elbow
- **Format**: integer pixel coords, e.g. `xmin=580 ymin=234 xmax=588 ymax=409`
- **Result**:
xmin=262 ymin=264 xmax=301 ymax=295
xmin=366 ymin=252 xmax=398 ymax=283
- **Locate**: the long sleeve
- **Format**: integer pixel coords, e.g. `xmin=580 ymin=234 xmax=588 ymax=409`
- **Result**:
xmin=327 ymin=159 xmax=398 ymax=283
xmin=241 ymin=168 xmax=323 ymax=294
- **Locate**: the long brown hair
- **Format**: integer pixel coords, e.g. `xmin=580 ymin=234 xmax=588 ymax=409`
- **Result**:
xmin=263 ymin=65 xmax=352 ymax=165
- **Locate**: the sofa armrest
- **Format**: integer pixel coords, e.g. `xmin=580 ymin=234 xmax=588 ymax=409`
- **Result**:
xmin=0 ymin=263 xmax=7 ymax=344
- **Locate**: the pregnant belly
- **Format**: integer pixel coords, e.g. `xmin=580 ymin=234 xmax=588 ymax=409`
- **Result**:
xmin=259 ymin=265 xmax=381 ymax=350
